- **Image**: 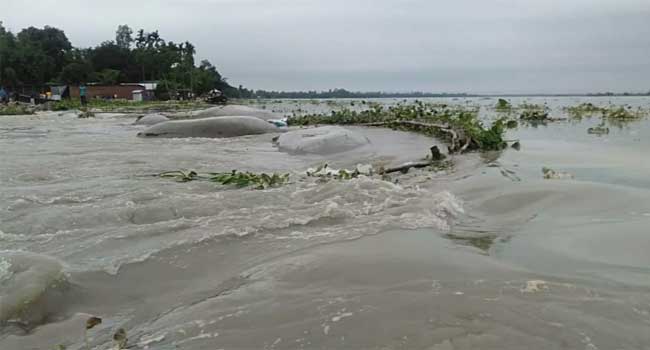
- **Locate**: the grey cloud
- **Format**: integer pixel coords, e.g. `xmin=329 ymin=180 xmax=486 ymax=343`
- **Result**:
xmin=3 ymin=0 xmax=650 ymax=93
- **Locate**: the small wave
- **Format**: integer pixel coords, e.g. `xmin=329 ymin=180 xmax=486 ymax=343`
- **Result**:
xmin=0 ymin=251 xmax=68 ymax=324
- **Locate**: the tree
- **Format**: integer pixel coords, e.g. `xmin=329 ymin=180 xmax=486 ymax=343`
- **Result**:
xmin=60 ymin=62 xmax=93 ymax=84
xmin=17 ymin=26 xmax=72 ymax=83
xmin=1 ymin=23 xmax=248 ymax=97
xmin=89 ymin=40 xmax=135 ymax=82
xmin=96 ymin=69 xmax=121 ymax=85
xmin=115 ymin=25 xmax=133 ymax=49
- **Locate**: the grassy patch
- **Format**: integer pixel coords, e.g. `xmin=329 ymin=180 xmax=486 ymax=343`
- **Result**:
xmin=0 ymin=104 xmax=35 ymax=115
xmin=52 ymin=99 xmax=208 ymax=113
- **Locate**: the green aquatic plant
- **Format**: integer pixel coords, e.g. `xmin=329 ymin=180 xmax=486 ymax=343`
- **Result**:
xmin=603 ymin=106 xmax=643 ymax=120
xmin=565 ymin=103 xmax=646 ymax=122
xmin=564 ymin=103 xmax=604 ymax=118
xmin=495 ymin=98 xmax=512 ymax=111
xmin=159 ymin=170 xmax=289 ymax=189
xmin=288 ymin=101 xmax=512 ymax=153
xmin=209 ymin=170 xmax=290 ymax=189
xmin=83 ymin=316 xmax=102 ymax=350
xmin=517 ymin=102 xmax=551 ymax=123
xmin=519 ymin=109 xmax=549 ymax=121
xmin=444 ymin=233 xmax=497 ymax=252
xmin=518 ymin=102 xmax=547 ymax=111
xmin=160 ymin=170 xmax=199 ymax=182
xmin=113 ymin=328 xmax=128 ymax=350
xmin=0 ymin=104 xmax=35 ymax=115
xmin=587 ymin=124 xmax=610 ymax=135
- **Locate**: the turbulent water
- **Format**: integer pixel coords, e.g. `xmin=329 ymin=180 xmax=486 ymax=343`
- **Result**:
xmin=1 ymin=97 xmax=650 ymax=349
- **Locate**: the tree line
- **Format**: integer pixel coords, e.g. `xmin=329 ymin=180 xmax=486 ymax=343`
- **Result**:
xmin=0 ymin=22 xmax=253 ymax=98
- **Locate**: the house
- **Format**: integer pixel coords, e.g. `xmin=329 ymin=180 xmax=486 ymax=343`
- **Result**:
xmin=69 ymin=84 xmax=147 ymax=100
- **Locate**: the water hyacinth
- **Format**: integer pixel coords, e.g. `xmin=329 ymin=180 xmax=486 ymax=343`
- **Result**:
xmin=159 ymin=170 xmax=290 ymax=189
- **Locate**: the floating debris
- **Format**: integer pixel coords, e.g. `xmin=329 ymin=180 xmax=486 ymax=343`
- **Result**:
xmin=288 ymin=101 xmax=513 ymax=153
xmin=521 ymin=280 xmax=549 ymax=293
xmin=444 ymin=233 xmax=498 ymax=252
xmin=113 ymin=328 xmax=128 ymax=349
xmin=542 ymin=167 xmax=574 ymax=180
xmin=306 ymin=164 xmax=364 ymax=180
xmin=85 ymin=316 xmax=102 ymax=330
xmin=587 ymin=125 xmax=610 ymax=135
xmin=159 ymin=170 xmax=290 ymax=189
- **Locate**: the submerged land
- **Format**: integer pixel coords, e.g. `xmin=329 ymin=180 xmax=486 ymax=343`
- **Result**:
xmin=1 ymin=96 xmax=650 ymax=349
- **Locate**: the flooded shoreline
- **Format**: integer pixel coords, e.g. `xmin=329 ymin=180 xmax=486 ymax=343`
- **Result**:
xmin=2 ymin=97 xmax=650 ymax=349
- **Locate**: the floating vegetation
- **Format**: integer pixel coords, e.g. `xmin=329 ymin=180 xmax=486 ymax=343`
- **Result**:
xmin=542 ymin=167 xmax=574 ymax=180
xmin=495 ymin=98 xmax=512 ymax=111
xmin=565 ymin=103 xmax=646 ymax=122
xmin=587 ymin=123 xmax=610 ymax=135
xmin=444 ymin=233 xmax=497 ymax=252
xmin=306 ymin=147 xmax=452 ymax=182
xmin=306 ymin=163 xmax=369 ymax=180
xmin=519 ymin=109 xmax=549 ymax=122
xmin=565 ymin=102 xmax=603 ymax=118
xmin=518 ymin=103 xmax=551 ymax=123
xmin=603 ymin=106 xmax=644 ymax=120
xmin=113 ymin=328 xmax=128 ymax=350
xmin=160 ymin=170 xmax=290 ymax=189
xmin=85 ymin=316 xmax=102 ymax=330
xmin=211 ymin=171 xmax=290 ymax=189
xmin=78 ymin=109 xmax=95 ymax=118
xmin=288 ymin=101 xmax=513 ymax=153
xmin=84 ymin=316 xmax=102 ymax=350
xmin=160 ymin=170 xmax=199 ymax=182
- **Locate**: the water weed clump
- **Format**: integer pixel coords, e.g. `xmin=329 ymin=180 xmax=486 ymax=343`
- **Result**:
xmin=564 ymin=102 xmax=603 ymax=118
xmin=288 ymin=101 xmax=512 ymax=153
xmin=518 ymin=103 xmax=551 ymax=123
xmin=495 ymin=98 xmax=512 ymax=112
xmin=306 ymin=163 xmax=369 ymax=181
xmin=160 ymin=170 xmax=290 ymax=189
xmin=603 ymin=106 xmax=644 ymax=120
xmin=565 ymin=103 xmax=646 ymax=121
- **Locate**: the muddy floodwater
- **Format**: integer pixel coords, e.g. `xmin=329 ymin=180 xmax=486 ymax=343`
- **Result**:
xmin=2 ymin=97 xmax=650 ymax=349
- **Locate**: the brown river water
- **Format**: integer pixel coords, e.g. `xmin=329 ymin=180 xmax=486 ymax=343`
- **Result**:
xmin=1 ymin=97 xmax=650 ymax=349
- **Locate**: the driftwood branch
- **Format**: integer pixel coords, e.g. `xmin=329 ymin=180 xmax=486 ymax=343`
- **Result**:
xmin=379 ymin=146 xmax=446 ymax=174
xmin=381 ymin=161 xmax=432 ymax=174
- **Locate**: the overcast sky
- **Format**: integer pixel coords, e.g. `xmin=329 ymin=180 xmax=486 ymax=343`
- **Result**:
xmin=3 ymin=0 xmax=650 ymax=93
